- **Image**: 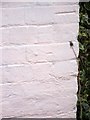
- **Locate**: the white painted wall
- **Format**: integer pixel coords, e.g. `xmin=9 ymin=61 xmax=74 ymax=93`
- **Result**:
xmin=0 ymin=2 xmax=79 ymax=118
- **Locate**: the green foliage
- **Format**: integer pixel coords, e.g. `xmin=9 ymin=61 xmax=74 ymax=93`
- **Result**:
xmin=77 ymin=2 xmax=90 ymax=120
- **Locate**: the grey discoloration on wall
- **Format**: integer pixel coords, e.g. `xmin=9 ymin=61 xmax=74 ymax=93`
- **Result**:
xmin=0 ymin=2 xmax=79 ymax=118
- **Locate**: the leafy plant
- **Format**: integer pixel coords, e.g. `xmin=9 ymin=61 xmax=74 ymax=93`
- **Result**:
xmin=77 ymin=2 xmax=90 ymax=120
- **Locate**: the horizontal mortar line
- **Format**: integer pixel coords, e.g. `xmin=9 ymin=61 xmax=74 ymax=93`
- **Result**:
xmin=2 ymin=9 xmax=76 ymax=14
xmin=0 ymin=22 xmax=79 ymax=29
xmin=0 ymin=41 xmax=78 ymax=48
xmin=55 ymin=10 xmax=76 ymax=14
xmin=1 ymin=23 xmax=55 ymax=28
xmin=1 ymin=74 xmax=78 ymax=85
xmin=27 ymin=58 xmax=77 ymax=64
xmin=0 ymin=21 xmax=79 ymax=28
xmin=0 ymin=58 xmax=77 ymax=68
xmin=1 ymin=3 xmax=78 ymax=9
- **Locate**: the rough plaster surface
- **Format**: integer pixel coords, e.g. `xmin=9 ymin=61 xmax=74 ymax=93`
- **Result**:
xmin=0 ymin=2 xmax=79 ymax=118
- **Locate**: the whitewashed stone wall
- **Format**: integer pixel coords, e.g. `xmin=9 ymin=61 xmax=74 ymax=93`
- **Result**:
xmin=0 ymin=2 xmax=79 ymax=118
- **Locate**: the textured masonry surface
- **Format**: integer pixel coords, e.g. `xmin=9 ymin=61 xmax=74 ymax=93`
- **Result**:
xmin=0 ymin=2 xmax=79 ymax=118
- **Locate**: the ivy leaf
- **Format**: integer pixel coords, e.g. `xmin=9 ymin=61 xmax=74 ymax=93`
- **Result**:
xmin=84 ymin=3 xmax=90 ymax=11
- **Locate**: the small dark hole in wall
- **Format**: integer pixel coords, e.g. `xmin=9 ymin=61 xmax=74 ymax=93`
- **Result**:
xmin=1 ymin=118 xmax=76 ymax=120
